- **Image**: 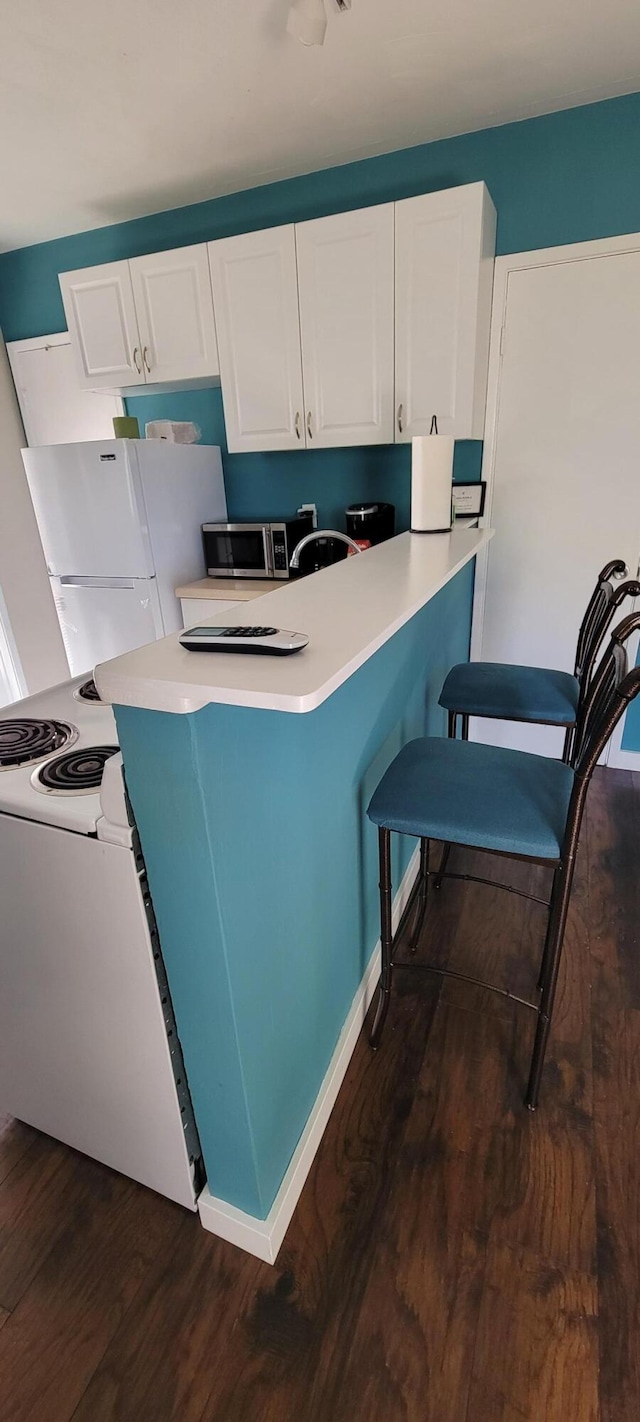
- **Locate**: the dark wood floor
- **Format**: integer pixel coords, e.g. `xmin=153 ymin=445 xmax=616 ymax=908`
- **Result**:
xmin=1 ymin=767 xmax=639 ymax=1421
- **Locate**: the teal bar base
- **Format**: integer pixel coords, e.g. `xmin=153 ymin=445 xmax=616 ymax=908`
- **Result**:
xmin=115 ymin=562 xmax=474 ymax=1222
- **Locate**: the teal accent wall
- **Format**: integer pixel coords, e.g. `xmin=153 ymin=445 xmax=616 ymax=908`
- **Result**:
xmin=122 ymin=386 xmax=482 ymax=534
xmin=5 ymin=89 xmax=640 ymax=343
xmin=115 ymin=565 xmax=474 ymax=1218
xmin=2 ymin=86 xmax=639 ymax=740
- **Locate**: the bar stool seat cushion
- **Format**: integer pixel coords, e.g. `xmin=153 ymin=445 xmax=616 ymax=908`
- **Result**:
xmin=367 ymin=737 xmax=574 ymax=861
xmin=438 ymin=663 xmax=580 ymax=725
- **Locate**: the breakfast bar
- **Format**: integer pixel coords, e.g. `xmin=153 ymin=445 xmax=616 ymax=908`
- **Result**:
xmin=96 ymin=525 xmax=492 ymax=1260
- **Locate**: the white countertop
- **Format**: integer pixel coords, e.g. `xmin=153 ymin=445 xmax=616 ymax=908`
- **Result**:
xmin=175 ymin=576 xmax=279 ymax=600
xmin=96 ymin=526 xmax=493 ymax=716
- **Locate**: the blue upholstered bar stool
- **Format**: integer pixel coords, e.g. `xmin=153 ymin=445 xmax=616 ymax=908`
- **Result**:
xmin=439 ymin=560 xmax=637 ymax=764
xmin=367 ymin=612 xmax=640 ymax=1110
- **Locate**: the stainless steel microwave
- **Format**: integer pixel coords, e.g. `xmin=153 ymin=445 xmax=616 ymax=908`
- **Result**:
xmin=202 ymin=516 xmax=313 ymax=580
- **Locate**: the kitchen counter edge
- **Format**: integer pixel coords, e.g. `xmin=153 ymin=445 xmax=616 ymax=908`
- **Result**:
xmin=96 ymin=526 xmax=493 ymax=717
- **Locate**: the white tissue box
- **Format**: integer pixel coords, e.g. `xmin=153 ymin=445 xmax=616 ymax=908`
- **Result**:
xmin=145 ymin=420 xmax=201 ymax=444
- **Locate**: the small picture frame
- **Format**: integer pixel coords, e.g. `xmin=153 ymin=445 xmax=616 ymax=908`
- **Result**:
xmin=452 ymin=481 xmax=486 ymax=519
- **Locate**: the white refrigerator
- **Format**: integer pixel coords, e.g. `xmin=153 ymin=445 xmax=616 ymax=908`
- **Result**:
xmin=22 ymin=439 xmax=227 ymax=675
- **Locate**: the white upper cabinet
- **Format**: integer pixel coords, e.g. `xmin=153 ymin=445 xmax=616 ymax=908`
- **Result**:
xmin=394 ymin=182 xmax=496 ymax=441
xmin=60 ymin=261 xmax=144 ymax=390
xmin=57 ymin=183 xmax=496 ymax=435
xmin=296 ymin=204 xmax=395 ymax=448
xmin=129 ymin=245 xmax=219 ymax=384
xmin=208 ymin=225 xmax=305 ymax=453
xmin=60 ymin=246 xmax=218 ymax=392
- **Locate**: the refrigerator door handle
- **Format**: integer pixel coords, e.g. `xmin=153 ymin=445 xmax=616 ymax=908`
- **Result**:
xmin=58 ymin=576 xmax=138 ymax=590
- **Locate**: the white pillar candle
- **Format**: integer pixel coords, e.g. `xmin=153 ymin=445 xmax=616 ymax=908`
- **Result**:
xmin=411 ymin=435 xmax=454 ymax=533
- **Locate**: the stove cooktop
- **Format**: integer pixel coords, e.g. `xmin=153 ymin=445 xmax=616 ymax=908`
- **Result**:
xmin=0 ymin=676 xmax=119 ymax=833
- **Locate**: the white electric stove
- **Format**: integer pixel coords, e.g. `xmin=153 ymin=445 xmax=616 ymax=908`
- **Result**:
xmin=0 ymin=674 xmax=202 ymax=1210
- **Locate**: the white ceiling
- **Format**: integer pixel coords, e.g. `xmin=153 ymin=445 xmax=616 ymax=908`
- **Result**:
xmin=2 ymin=0 xmax=640 ymax=252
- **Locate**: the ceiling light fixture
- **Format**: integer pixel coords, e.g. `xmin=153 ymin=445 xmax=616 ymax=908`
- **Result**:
xmin=286 ymin=0 xmax=350 ymax=48
xmin=287 ymin=0 xmax=327 ymax=47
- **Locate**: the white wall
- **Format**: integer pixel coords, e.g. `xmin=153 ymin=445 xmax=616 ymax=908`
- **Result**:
xmin=0 ymin=332 xmax=68 ymax=693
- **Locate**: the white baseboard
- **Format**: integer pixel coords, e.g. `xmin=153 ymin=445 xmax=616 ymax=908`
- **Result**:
xmin=607 ymin=747 xmax=640 ymax=771
xmin=198 ymin=845 xmax=420 ymax=1264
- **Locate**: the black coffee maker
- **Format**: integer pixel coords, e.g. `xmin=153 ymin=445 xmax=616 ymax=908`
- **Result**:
xmin=345 ymin=502 xmax=396 ymax=546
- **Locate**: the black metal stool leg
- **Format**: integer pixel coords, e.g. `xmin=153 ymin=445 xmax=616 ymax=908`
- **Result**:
xmin=434 ymin=841 xmax=451 ymax=891
xmin=408 ymin=838 xmax=429 ymax=955
xmin=561 ymin=726 xmax=574 ymax=764
xmin=536 ymin=867 xmax=559 ymax=992
xmin=438 ymin=710 xmax=462 ymax=892
xmin=370 ymin=827 xmax=393 ymax=1050
xmin=526 ymin=856 xmax=576 ymax=1109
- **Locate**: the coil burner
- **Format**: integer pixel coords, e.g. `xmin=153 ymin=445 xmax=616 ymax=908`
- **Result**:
xmin=0 ymin=718 xmax=77 ymax=771
xmin=33 ymin=745 xmax=119 ymax=795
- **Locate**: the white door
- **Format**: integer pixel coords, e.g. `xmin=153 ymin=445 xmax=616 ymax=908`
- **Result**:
xmin=395 ymin=182 xmax=496 ymax=441
xmin=51 ymin=576 xmax=164 ymax=675
xmin=208 ymin=225 xmax=305 ymax=453
xmin=296 ymin=204 xmax=395 ymax=448
xmin=59 ymin=261 xmax=145 ymax=390
xmin=130 ymin=245 xmax=219 ymax=384
xmin=475 ymin=243 xmax=640 ymax=758
xmin=23 ymin=440 xmax=153 ymax=578
xmin=7 ymin=334 xmax=123 ymax=444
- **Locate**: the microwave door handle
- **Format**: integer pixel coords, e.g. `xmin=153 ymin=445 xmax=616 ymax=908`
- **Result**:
xmin=263 ymin=527 xmax=274 ymax=577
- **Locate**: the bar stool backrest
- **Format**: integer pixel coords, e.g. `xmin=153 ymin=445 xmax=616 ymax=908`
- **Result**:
xmin=573 ymin=610 xmax=640 ymax=785
xmin=574 ymin=560 xmax=639 ymax=690
xmin=556 ymin=610 xmax=640 ymax=865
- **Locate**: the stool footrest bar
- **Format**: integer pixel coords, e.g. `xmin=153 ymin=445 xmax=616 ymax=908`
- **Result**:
xmin=426 ymin=868 xmax=551 ymax=907
xmin=391 ymin=958 xmax=540 ymax=1012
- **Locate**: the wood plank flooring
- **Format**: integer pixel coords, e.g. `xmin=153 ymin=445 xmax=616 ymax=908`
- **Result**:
xmin=0 ymin=766 xmax=638 ymax=1421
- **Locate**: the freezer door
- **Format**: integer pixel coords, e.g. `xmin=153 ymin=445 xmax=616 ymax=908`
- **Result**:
xmin=52 ymin=576 xmax=164 ymax=676
xmin=22 ymin=440 xmax=154 ymax=577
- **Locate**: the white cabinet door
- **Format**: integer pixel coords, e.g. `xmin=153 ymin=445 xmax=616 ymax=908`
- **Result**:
xmin=208 ymin=226 xmax=305 ymax=453
xmin=59 ymin=261 xmax=145 ymax=390
xmin=7 ymin=334 xmax=123 ymax=445
xmin=395 ymin=182 xmax=496 ymax=441
xmin=130 ymin=245 xmax=219 ymax=384
xmin=296 ymin=204 xmax=395 ymax=448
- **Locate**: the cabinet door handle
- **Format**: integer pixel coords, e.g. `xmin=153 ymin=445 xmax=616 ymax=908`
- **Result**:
xmin=307 ymin=411 xmax=313 ymax=440
xmin=142 ymin=346 xmax=151 ymax=374
xmin=397 ymin=402 xmax=403 ymax=434
xmin=133 ymin=347 xmax=142 ymax=375
xmin=295 ymin=411 xmax=302 ymax=440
